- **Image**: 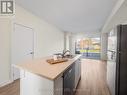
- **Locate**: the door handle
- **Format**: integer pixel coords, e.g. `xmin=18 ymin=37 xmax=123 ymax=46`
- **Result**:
xmin=26 ymin=52 xmax=34 ymax=55
xmin=30 ymin=52 xmax=34 ymax=54
xmin=69 ymin=69 xmax=72 ymax=74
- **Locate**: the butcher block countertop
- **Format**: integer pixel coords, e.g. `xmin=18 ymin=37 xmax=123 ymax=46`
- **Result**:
xmin=16 ymin=55 xmax=81 ymax=80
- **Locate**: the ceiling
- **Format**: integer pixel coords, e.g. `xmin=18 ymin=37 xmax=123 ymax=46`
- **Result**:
xmin=16 ymin=0 xmax=118 ymax=33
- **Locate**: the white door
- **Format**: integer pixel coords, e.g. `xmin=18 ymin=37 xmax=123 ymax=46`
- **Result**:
xmin=11 ymin=24 xmax=34 ymax=80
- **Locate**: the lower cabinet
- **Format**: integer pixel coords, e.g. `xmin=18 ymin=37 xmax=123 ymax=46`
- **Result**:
xmin=54 ymin=76 xmax=63 ymax=95
xmin=20 ymin=58 xmax=81 ymax=95
xmin=63 ymin=58 xmax=81 ymax=95
xmin=75 ymin=59 xmax=81 ymax=89
xmin=107 ymin=61 xmax=116 ymax=95
xmin=63 ymin=63 xmax=75 ymax=95
xmin=20 ymin=70 xmax=54 ymax=95
xmin=20 ymin=70 xmax=63 ymax=95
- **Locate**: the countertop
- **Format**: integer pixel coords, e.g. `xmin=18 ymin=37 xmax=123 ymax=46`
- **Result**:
xmin=15 ymin=55 xmax=81 ymax=80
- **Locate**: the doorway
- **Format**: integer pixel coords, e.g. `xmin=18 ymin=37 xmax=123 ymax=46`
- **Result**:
xmin=11 ymin=23 xmax=34 ymax=80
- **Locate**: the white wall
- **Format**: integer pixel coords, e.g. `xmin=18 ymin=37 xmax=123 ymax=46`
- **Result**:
xmin=100 ymin=33 xmax=108 ymax=60
xmin=0 ymin=5 xmax=64 ymax=85
xmin=102 ymin=0 xmax=127 ymax=33
xmin=0 ymin=18 xmax=12 ymax=85
xmin=100 ymin=0 xmax=127 ymax=60
xmin=73 ymin=31 xmax=101 ymax=39
xmin=14 ymin=5 xmax=64 ymax=58
xmin=64 ymin=32 xmax=72 ymax=51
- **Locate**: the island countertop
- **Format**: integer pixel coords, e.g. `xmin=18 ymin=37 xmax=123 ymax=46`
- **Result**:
xmin=16 ymin=55 xmax=81 ymax=80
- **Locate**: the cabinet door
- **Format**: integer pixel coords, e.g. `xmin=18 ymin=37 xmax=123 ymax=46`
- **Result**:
xmin=63 ymin=64 xmax=75 ymax=95
xmin=107 ymin=61 xmax=116 ymax=95
xmin=54 ymin=76 xmax=63 ymax=95
xmin=75 ymin=59 xmax=81 ymax=89
xmin=78 ymin=59 xmax=81 ymax=80
xmin=75 ymin=61 xmax=79 ymax=88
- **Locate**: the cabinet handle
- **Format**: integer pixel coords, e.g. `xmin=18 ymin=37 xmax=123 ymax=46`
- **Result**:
xmin=69 ymin=69 xmax=72 ymax=73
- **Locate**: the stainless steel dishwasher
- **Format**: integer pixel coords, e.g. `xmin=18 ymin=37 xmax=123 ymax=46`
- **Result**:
xmin=63 ymin=63 xmax=75 ymax=95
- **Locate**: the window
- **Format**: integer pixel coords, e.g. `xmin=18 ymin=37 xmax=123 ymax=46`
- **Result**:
xmin=75 ymin=37 xmax=101 ymax=59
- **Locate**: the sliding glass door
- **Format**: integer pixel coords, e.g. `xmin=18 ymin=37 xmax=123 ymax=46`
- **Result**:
xmin=75 ymin=37 xmax=101 ymax=59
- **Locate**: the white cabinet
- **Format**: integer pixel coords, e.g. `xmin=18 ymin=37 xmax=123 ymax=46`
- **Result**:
xmin=54 ymin=75 xmax=63 ymax=95
xmin=20 ymin=70 xmax=63 ymax=95
xmin=107 ymin=61 xmax=116 ymax=95
xmin=74 ymin=58 xmax=81 ymax=89
xmin=19 ymin=57 xmax=81 ymax=95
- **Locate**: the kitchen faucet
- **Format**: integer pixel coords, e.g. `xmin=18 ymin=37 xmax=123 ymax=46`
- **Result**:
xmin=62 ymin=50 xmax=71 ymax=58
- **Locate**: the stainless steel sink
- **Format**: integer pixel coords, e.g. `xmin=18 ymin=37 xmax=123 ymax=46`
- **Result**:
xmin=63 ymin=55 xmax=76 ymax=59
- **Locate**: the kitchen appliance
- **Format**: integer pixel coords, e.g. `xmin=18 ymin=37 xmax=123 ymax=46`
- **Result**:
xmin=107 ymin=24 xmax=127 ymax=95
xmin=63 ymin=63 xmax=75 ymax=95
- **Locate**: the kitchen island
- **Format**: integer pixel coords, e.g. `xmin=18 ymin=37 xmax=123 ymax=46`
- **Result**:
xmin=16 ymin=55 xmax=81 ymax=95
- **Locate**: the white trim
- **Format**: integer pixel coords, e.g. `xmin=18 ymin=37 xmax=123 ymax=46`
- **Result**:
xmin=0 ymin=80 xmax=13 ymax=87
xmin=11 ymin=23 xmax=35 ymax=81
xmin=11 ymin=64 xmax=15 ymax=81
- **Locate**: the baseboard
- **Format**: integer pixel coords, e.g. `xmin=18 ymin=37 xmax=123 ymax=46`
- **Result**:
xmin=0 ymin=80 xmax=14 ymax=87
